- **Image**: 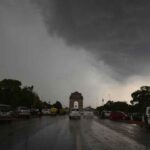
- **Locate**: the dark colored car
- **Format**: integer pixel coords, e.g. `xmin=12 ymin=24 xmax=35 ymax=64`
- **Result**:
xmin=109 ymin=111 xmax=128 ymax=121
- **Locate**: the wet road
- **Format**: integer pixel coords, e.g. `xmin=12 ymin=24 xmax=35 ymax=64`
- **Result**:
xmin=0 ymin=116 xmax=150 ymax=150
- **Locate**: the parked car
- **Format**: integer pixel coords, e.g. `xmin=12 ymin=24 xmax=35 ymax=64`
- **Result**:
xmin=144 ymin=107 xmax=150 ymax=127
xmin=30 ymin=108 xmax=40 ymax=116
xmin=50 ymin=107 xmax=58 ymax=116
xmin=16 ymin=106 xmax=31 ymax=118
xmin=100 ymin=110 xmax=111 ymax=119
xmin=109 ymin=111 xmax=128 ymax=121
xmin=0 ymin=104 xmax=13 ymax=122
xmin=42 ymin=108 xmax=51 ymax=115
xmin=131 ymin=113 xmax=143 ymax=121
xmin=69 ymin=109 xmax=81 ymax=119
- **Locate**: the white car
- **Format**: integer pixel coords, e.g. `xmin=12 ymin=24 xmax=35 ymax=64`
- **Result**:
xmin=16 ymin=106 xmax=31 ymax=118
xmin=83 ymin=111 xmax=93 ymax=119
xmin=42 ymin=108 xmax=50 ymax=115
xmin=69 ymin=109 xmax=81 ymax=119
xmin=100 ymin=110 xmax=111 ymax=119
xmin=0 ymin=104 xmax=13 ymax=121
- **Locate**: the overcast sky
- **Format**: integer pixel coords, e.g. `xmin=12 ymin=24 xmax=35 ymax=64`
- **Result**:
xmin=0 ymin=0 xmax=150 ymax=107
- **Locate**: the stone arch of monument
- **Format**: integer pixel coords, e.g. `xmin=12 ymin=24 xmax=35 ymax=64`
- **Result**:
xmin=69 ymin=91 xmax=83 ymax=111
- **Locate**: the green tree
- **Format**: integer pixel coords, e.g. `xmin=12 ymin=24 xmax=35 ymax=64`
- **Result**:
xmin=0 ymin=79 xmax=43 ymax=109
xmin=53 ymin=101 xmax=62 ymax=110
xmin=130 ymin=86 xmax=150 ymax=112
xmin=0 ymin=79 xmax=22 ymax=107
xmin=20 ymin=86 xmax=34 ymax=107
xmin=96 ymin=100 xmax=130 ymax=113
xmin=42 ymin=101 xmax=51 ymax=108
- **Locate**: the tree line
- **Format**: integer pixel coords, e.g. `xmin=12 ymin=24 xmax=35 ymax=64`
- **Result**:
xmin=0 ymin=79 xmax=62 ymax=110
xmin=96 ymin=86 xmax=150 ymax=114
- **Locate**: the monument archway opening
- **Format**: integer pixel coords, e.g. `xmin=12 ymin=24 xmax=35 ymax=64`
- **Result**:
xmin=69 ymin=91 xmax=83 ymax=111
xmin=74 ymin=101 xmax=79 ymax=109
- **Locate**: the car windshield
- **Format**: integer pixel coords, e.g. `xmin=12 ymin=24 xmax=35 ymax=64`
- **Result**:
xmin=1 ymin=1 xmax=150 ymax=150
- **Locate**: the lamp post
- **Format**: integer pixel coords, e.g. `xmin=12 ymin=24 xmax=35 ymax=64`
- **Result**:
xmin=102 ymin=98 xmax=104 ymax=106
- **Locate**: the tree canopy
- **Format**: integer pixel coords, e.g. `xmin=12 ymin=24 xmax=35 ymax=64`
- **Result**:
xmin=130 ymin=86 xmax=150 ymax=112
xmin=0 ymin=79 xmax=42 ymax=108
xmin=0 ymin=79 xmax=64 ymax=111
xmin=52 ymin=101 xmax=62 ymax=110
xmin=96 ymin=100 xmax=130 ymax=113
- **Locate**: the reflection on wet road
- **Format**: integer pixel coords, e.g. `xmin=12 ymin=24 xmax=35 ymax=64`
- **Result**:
xmin=0 ymin=116 xmax=150 ymax=150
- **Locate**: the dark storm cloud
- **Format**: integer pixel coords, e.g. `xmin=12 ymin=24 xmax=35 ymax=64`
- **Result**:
xmin=33 ymin=0 xmax=150 ymax=79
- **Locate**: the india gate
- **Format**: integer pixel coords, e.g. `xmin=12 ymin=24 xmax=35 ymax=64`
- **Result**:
xmin=69 ymin=91 xmax=83 ymax=110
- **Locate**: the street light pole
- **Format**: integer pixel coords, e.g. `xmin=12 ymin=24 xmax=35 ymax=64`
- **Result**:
xmin=102 ymin=98 xmax=104 ymax=106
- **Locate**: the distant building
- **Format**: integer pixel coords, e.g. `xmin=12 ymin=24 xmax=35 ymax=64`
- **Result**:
xmin=69 ymin=91 xmax=83 ymax=111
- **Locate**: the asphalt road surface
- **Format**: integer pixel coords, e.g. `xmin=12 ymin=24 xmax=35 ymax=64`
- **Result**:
xmin=0 ymin=116 xmax=150 ymax=150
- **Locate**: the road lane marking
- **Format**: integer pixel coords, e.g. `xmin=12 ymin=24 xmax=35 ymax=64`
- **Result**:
xmin=76 ymin=129 xmax=82 ymax=150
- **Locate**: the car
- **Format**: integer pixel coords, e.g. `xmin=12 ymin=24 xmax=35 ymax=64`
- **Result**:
xmin=109 ymin=111 xmax=128 ymax=121
xmin=69 ymin=109 xmax=81 ymax=119
xmin=100 ymin=110 xmax=111 ymax=119
xmin=0 ymin=104 xmax=13 ymax=122
xmin=83 ymin=111 xmax=93 ymax=119
xmin=50 ymin=107 xmax=58 ymax=116
xmin=42 ymin=108 xmax=51 ymax=115
xmin=16 ymin=106 xmax=31 ymax=118
xmin=30 ymin=108 xmax=40 ymax=116
xmin=144 ymin=107 xmax=150 ymax=126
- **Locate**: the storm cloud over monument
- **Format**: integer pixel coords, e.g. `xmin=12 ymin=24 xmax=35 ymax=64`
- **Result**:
xmin=35 ymin=0 xmax=150 ymax=79
xmin=0 ymin=0 xmax=150 ymax=107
